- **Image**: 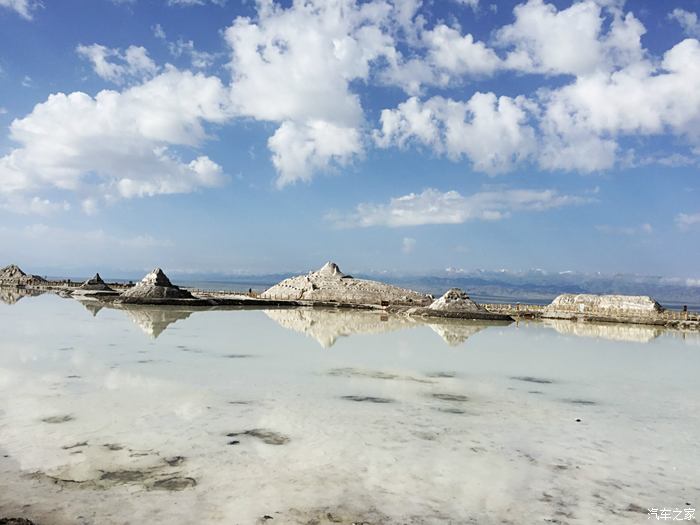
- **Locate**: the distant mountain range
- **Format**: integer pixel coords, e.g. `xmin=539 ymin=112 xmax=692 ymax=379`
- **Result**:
xmin=379 ymin=269 xmax=700 ymax=309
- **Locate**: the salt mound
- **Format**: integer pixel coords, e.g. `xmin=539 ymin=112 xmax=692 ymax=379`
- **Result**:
xmin=120 ymin=268 xmax=193 ymax=300
xmin=77 ymin=273 xmax=115 ymax=292
xmin=261 ymin=262 xmax=431 ymax=306
xmin=0 ymin=264 xmax=46 ymax=284
xmin=0 ymin=264 xmax=27 ymax=280
xmin=429 ymin=288 xmax=484 ymax=313
xmin=317 ymin=261 xmax=347 ymax=278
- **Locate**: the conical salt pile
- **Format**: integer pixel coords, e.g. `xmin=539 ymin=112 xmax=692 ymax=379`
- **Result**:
xmin=78 ymin=273 xmax=115 ymax=292
xmin=428 ymin=288 xmax=485 ymax=313
xmin=120 ymin=268 xmax=193 ymax=300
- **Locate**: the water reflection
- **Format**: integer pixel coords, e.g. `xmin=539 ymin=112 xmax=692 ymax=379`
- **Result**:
xmin=0 ymin=286 xmax=45 ymax=305
xmin=543 ymin=318 xmax=664 ymax=343
xmin=263 ymin=307 xmax=510 ymax=348
xmin=0 ymin=295 xmax=698 ymax=524
xmin=263 ymin=307 xmax=425 ymax=348
xmin=427 ymin=319 xmax=509 ymax=347
xmin=75 ymin=297 xmax=106 ymax=317
xmin=113 ymin=304 xmax=195 ymax=338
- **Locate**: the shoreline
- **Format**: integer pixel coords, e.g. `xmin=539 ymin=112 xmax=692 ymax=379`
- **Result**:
xmin=2 ymin=280 xmax=699 ymax=331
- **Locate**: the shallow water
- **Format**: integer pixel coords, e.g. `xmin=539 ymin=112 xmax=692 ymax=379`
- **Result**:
xmin=0 ymin=293 xmax=698 ymax=524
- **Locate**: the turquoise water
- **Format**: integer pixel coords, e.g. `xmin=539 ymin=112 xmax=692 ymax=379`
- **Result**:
xmin=0 ymin=293 xmax=698 ymax=524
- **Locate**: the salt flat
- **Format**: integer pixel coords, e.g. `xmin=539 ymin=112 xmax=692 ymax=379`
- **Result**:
xmin=0 ymin=294 xmax=697 ymax=524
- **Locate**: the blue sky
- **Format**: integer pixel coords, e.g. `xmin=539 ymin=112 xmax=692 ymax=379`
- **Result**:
xmin=0 ymin=0 xmax=699 ymax=279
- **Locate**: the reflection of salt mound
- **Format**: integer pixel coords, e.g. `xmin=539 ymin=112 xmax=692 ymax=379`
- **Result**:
xmin=261 ymin=262 xmax=431 ymax=306
xmin=0 ymin=287 xmax=44 ymax=305
xmin=544 ymin=319 xmax=662 ymax=343
xmin=665 ymin=330 xmax=700 ymax=347
xmin=427 ymin=320 xmax=490 ymax=347
xmin=77 ymin=298 xmax=105 ymax=317
xmin=115 ymin=304 xmax=194 ymax=338
xmin=429 ymin=288 xmax=485 ymax=313
xmin=544 ymin=294 xmax=663 ymax=319
xmin=120 ymin=268 xmax=193 ymax=300
xmin=263 ymin=308 xmax=417 ymax=348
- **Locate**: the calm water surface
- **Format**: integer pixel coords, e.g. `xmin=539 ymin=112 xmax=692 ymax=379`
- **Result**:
xmin=0 ymin=293 xmax=698 ymax=524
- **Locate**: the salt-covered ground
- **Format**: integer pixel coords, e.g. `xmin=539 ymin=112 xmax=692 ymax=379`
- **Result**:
xmin=0 ymin=295 xmax=698 ymax=524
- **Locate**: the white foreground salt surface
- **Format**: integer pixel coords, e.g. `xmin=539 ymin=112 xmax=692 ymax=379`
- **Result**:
xmin=0 ymin=295 xmax=698 ymax=524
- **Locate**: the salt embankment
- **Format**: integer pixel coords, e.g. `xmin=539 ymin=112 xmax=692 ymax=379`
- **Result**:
xmin=542 ymin=294 xmax=664 ymax=324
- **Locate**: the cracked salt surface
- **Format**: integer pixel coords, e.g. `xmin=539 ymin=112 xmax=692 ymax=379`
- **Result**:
xmin=0 ymin=295 xmax=698 ymax=524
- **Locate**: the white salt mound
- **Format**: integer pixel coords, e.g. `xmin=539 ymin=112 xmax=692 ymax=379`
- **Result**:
xmin=77 ymin=273 xmax=115 ymax=292
xmin=261 ymin=262 xmax=431 ymax=306
xmin=429 ymin=288 xmax=485 ymax=313
xmin=120 ymin=268 xmax=194 ymax=300
xmin=0 ymin=264 xmax=46 ymax=284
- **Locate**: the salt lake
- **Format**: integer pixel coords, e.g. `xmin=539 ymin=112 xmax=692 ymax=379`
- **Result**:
xmin=0 ymin=292 xmax=698 ymax=524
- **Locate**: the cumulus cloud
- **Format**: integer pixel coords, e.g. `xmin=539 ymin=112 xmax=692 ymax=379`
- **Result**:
xmin=494 ymin=0 xmax=645 ymax=76
xmin=224 ymin=0 xmax=397 ymax=186
xmin=5 ymin=0 xmax=700 ymax=203
xmin=0 ymin=0 xmax=39 ymax=20
xmin=329 ymin=188 xmax=590 ymax=228
xmin=268 ymin=120 xmax=362 ymax=187
xmin=77 ymin=44 xmax=158 ymax=85
xmin=669 ymin=8 xmax=700 ymax=38
xmin=375 ymin=0 xmax=700 ymax=175
xmin=676 ymin=212 xmax=700 ymax=231
xmin=0 ymin=67 xmax=231 ymax=211
xmin=537 ymin=38 xmax=700 ymax=171
xmin=374 ymin=93 xmax=536 ymax=174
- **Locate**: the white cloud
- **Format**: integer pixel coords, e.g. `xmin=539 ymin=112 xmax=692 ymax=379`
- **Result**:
xmin=268 ymin=120 xmax=362 ymax=187
xmin=0 ymin=107 xmax=7 ymax=115
xmin=224 ymin=0 xmax=396 ymax=186
xmin=423 ymin=25 xmax=501 ymax=77
xmin=77 ymin=44 xmax=158 ymax=85
xmin=455 ymin=0 xmax=479 ymax=10
xmin=669 ymin=8 xmax=700 ymax=38
xmin=494 ymin=0 xmax=645 ymax=76
xmin=0 ymin=195 xmax=70 ymax=215
xmin=676 ymin=212 xmax=700 ymax=231
xmin=402 ymin=236 xmax=416 ymax=254
xmin=167 ymin=39 xmax=216 ymax=69
xmin=153 ymin=23 xmax=167 ymax=40
xmin=537 ymin=38 xmax=700 ymax=171
xmin=0 ymin=67 xmax=231 ymax=211
xmin=0 ymin=224 xmax=175 ymax=268
xmin=167 ymin=0 xmax=226 ymax=5
xmin=374 ymin=93 xmax=536 ymax=174
xmin=595 ymin=223 xmax=653 ymax=236
xmin=329 ymin=187 xmax=589 ymax=228
xmin=0 ymin=0 xmax=38 ymax=20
